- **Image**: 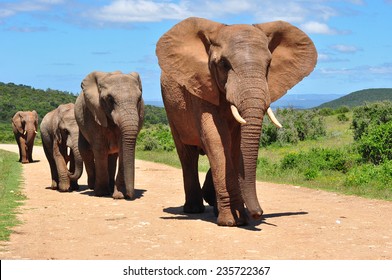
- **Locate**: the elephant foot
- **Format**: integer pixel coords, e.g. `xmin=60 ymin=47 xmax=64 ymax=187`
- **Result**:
xmin=183 ymin=202 xmax=205 ymax=214
xmin=50 ymin=180 xmax=58 ymax=190
xmin=217 ymin=208 xmax=248 ymax=227
xmin=94 ymin=187 xmax=111 ymax=197
xmin=70 ymin=181 xmax=79 ymax=191
xmin=112 ymin=189 xmax=125 ymax=199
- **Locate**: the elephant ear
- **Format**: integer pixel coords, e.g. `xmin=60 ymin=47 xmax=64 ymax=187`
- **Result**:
xmin=156 ymin=17 xmax=224 ymax=106
xmin=32 ymin=110 xmax=38 ymax=129
xmin=129 ymin=72 xmax=142 ymax=92
xmin=12 ymin=112 xmax=24 ymax=134
xmin=81 ymin=71 xmax=109 ymax=127
xmin=53 ymin=109 xmax=63 ymax=144
xmin=254 ymin=21 xmax=317 ymax=103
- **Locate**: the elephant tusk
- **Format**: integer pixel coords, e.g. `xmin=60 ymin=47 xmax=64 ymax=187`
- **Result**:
xmin=34 ymin=130 xmax=38 ymax=134
xmin=267 ymin=107 xmax=283 ymax=128
xmin=231 ymin=105 xmax=247 ymax=124
xmin=23 ymin=130 xmax=27 ymax=135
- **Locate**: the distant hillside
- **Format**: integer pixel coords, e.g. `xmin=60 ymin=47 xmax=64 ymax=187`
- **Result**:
xmin=317 ymin=88 xmax=392 ymax=109
xmin=0 ymin=82 xmax=77 ymax=122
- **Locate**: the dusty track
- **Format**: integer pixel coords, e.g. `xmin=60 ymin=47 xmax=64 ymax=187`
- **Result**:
xmin=0 ymin=144 xmax=391 ymax=260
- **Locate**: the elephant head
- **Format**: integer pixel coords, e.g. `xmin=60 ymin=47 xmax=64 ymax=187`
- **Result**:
xmin=12 ymin=110 xmax=38 ymax=138
xmin=156 ymin=17 xmax=317 ymax=221
xmin=81 ymin=71 xmax=144 ymax=198
xmin=54 ymin=104 xmax=83 ymax=183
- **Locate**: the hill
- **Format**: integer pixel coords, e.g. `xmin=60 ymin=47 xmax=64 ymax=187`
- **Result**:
xmin=0 ymin=82 xmax=77 ymax=122
xmin=317 ymin=88 xmax=392 ymax=109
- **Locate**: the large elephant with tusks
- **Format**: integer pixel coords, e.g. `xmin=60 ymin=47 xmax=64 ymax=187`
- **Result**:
xmin=156 ymin=17 xmax=317 ymax=226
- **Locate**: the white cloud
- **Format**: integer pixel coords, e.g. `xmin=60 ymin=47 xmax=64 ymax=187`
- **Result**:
xmin=0 ymin=0 xmax=357 ymax=37
xmin=300 ymin=21 xmax=337 ymax=35
xmin=331 ymin=44 xmax=360 ymax=53
xmin=318 ymin=63 xmax=392 ymax=80
xmin=91 ymin=0 xmax=191 ymax=22
xmin=369 ymin=63 xmax=392 ymax=74
xmin=0 ymin=0 xmax=64 ymax=18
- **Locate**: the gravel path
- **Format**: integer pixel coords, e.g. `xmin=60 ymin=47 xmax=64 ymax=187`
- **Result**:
xmin=1 ymin=143 xmax=391 ymax=260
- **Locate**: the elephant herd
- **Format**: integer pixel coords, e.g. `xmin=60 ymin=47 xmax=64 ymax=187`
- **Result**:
xmin=11 ymin=17 xmax=317 ymax=226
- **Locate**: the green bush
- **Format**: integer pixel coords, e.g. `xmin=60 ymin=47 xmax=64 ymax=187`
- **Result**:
xmin=344 ymin=161 xmax=392 ymax=193
xmin=335 ymin=106 xmax=350 ymax=114
xmin=337 ymin=113 xmax=349 ymax=122
xmin=356 ymin=121 xmax=392 ymax=164
xmin=137 ymin=124 xmax=175 ymax=151
xmin=261 ymin=108 xmax=326 ymax=147
xmin=280 ymin=148 xmax=358 ymax=180
xmin=351 ymin=101 xmax=392 ymax=141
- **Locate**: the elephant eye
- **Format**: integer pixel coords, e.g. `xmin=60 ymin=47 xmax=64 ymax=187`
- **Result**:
xmin=218 ymin=58 xmax=231 ymax=71
xmin=63 ymin=129 xmax=69 ymax=135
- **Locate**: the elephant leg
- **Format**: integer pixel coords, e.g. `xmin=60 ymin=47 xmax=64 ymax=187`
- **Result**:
xmin=200 ymin=112 xmax=247 ymax=226
xmin=202 ymin=168 xmax=217 ymax=208
xmin=111 ymin=154 xmax=127 ymax=199
xmin=93 ymin=150 xmax=111 ymax=197
xmin=15 ymin=137 xmax=22 ymax=162
xmin=19 ymin=137 xmax=29 ymax=164
xmin=27 ymin=142 xmax=34 ymax=163
xmin=53 ymin=143 xmax=70 ymax=192
xmin=176 ymin=142 xmax=204 ymax=213
xmin=78 ymin=133 xmax=95 ymax=189
xmin=42 ymin=141 xmax=59 ymax=189
xmin=68 ymin=151 xmax=79 ymax=191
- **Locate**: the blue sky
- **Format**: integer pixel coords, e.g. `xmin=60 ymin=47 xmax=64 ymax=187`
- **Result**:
xmin=1 ymin=0 xmax=392 ymax=102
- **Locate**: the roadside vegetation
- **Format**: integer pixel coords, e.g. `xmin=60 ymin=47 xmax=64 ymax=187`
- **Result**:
xmin=0 ymin=150 xmax=25 ymax=241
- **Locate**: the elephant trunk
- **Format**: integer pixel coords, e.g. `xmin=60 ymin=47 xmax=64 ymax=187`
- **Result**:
xmin=68 ymin=134 xmax=83 ymax=181
xmin=119 ymin=118 xmax=140 ymax=199
xmin=239 ymin=117 xmax=264 ymax=219
xmin=231 ymin=73 xmax=268 ymax=220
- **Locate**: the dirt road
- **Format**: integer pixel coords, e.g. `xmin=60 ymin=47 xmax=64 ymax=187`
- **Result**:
xmin=0 ymin=143 xmax=391 ymax=260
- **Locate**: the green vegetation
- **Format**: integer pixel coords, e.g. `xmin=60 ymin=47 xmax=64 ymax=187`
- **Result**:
xmin=0 ymin=82 xmax=77 ymax=122
xmin=0 ymin=150 xmax=25 ymax=241
xmin=317 ymin=88 xmax=392 ymax=109
xmin=0 ymin=82 xmax=77 ymax=143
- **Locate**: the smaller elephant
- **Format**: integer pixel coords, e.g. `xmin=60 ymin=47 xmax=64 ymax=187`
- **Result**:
xmin=40 ymin=103 xmax=83 ymax=192
xmin=12 ymin=110 xmax=38 ymax=163
xmin=75 ymin=71 xmax=144 ymax=199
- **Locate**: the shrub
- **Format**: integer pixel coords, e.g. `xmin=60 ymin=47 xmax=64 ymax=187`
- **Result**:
xmin=137 ymin=124 xmax=175 ymax=151
xmin=344 ymin=161 xmax=392 ymax=192
xmin=280 ymin=148 xmax=357 ymax=180
xmin=356 ymin=121 xmax=392 ymax=164
xmin=335 ymin=106 xmax=350 ymax=114
xmin=337 ymin=113 xmax=349 ymax=122
xmin=351 ymin=101 xmax=392 ymax=140
xmin=261 ymin=108 xmax=326 ymax=147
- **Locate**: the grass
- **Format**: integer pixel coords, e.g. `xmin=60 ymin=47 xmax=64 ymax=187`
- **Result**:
xmin=0 ymin=149 xmax=25 ymax=241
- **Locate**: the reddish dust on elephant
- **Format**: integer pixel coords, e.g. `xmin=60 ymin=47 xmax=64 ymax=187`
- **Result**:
xmin=0 ymin=144 xmax=391 ymax=260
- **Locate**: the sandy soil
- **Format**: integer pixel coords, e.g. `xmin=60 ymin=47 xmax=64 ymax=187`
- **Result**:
xmin=0 ymin=143 xmax=391 ymax=260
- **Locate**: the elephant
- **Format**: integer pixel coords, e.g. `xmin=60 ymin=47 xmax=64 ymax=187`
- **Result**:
xmin=11 ymin=110 xmax=38 ymax=163
xmin=74 ymin=71 xmax=144 ymax=199
xmin=40 ymin=103 xmax=83 ymax=192
xmin=156 ymin=17 xmax=317 ymax=226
